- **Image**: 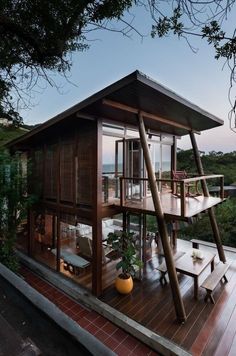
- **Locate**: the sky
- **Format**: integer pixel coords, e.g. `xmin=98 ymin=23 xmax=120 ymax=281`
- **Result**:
xmin=21 ymin=5 xmax=236 ymax=153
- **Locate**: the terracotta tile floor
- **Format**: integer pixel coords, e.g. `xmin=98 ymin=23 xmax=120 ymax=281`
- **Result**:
xmin=20 ymin=266 xmax=158 ymax=355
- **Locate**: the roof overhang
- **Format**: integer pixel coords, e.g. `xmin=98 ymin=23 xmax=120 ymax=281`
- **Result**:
xmin=8 ymin=70 xmax=224 ymax=148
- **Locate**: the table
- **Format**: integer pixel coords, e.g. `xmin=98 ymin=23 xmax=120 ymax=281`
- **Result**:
xmin=175 ymin=250 xmax=215 ymax=299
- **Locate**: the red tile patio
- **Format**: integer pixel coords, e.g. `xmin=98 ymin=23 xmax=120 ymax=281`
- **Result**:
xmin=20 ymin=266 xmax=159 ymax=355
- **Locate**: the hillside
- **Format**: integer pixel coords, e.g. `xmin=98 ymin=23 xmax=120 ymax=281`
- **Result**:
xmin=177 ymin=149 xmax=236 ymax=185
xmin=0 ymin=125 xmax=29 ymax=147
xmin=177 ymin=149 xmax=236 ymax=247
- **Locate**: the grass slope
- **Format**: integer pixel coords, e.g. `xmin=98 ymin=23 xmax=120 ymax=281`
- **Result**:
xmin=0 ymin=126 xmax=28 ymax=147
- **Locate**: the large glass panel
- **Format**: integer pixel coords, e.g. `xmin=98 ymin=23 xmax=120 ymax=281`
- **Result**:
xmin=127 ymin=213 xmax=143 ymax=280
xmin=58 ymin=220 xmax=92 ymax=291
xmin=161 ymin=135 xmax=174 ymax=144
xmin=102 ymin=135 xmax=123 ymax=202
xmin=148 ymin=141 xmax=161 ymax=193
xmin=32 ymin=213 xmax=57 ymax=270
xmin=126 ymin=128 xmax=140 ymax=138
xmin=102 ymin=124 xmax=124 ymax=137
xmin=124 ymin=139 xmax=143 ymax=200
xmin=16 ymin=217 xmax=28 ymax=254
xmin=161 ymin=144 xmax=172 ymax=192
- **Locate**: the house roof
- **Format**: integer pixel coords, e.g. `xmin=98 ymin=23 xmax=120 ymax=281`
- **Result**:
xmin=8 ymin=70 xmax=224 ymax=147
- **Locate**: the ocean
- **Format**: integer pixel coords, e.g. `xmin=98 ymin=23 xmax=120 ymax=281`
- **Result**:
xmin=103 ymin=162 xmax=171 ymax=174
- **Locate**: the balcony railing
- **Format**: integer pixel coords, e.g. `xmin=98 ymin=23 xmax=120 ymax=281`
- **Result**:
xmin=119 ymin=175 xmax=224 ymax=217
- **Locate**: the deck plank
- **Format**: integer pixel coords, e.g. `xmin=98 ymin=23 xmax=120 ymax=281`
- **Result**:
xmin=101 ymin=245 xmax=236 ymax=355
xmin=190 ymin=260 xmax=236 ymax=355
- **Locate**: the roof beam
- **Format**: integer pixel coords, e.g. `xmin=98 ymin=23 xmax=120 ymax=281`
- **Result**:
xmin=102 ymin=99 xmax=200 ymax=134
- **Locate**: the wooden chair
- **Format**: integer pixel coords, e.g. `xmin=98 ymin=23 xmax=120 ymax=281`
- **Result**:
xmin=172 ymin=170 xmax=200 ymax=197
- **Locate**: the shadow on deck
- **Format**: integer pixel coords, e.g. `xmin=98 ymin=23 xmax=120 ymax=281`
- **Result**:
xmin=100 ymin=240 xmax=236 ymax=355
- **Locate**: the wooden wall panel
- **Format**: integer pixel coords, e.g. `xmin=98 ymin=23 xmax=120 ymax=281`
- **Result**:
xmin=45 ymin=144 xmax=57 ymax=199
xmin=33 ymin=149 xmax=44 ymax=197
xmin=76 ymin=124 xmax=94 ymax=206
xmin=60 ymin=138 xmax=74 ymax=202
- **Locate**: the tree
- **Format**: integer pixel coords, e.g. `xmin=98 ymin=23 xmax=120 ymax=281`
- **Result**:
xmin=0 ymin=1 xmax=235 ymax=124
xmin=177 ymin=149 xmax=236 ymax=185
xmin=0 ymin=149 xmax=34 ymax=271
xmin=0 ymin=0 xmax=133 ymax=123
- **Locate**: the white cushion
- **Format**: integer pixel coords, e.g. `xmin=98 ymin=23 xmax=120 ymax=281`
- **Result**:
xmin=105 ymin=219 xmax=114 ymax=227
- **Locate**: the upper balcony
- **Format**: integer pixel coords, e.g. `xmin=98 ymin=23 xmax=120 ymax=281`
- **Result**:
xmin=102 ymin=174 xmax=225 ymax=220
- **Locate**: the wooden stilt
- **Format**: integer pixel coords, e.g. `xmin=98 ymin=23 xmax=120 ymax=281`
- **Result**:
xmin=171 ymin=137 xmax=177 ymax=193
xmin=137 ymin=113 xmax=186 ymax=323
xmin=189 ymin=131 xmax=226 ymax=263
xmin=92 ymin=119 xmax=103 ymax=296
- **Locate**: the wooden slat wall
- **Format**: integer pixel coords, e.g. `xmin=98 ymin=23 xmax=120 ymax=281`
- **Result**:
xmin=45 ymin=144 xmax=57 ymax=199
xmin=76 ymin=125 xmax=94 ymax=206
xmin=60 ymin=138 xmax=74 ymax=202
xmin=29 ymin=119 xmax=98 ymax=227
xmin=33 ymin=149 xmax=44 ymax=197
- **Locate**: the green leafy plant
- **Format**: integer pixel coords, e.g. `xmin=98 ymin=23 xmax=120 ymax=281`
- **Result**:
xmin=107 ymin=230 xmax=143 ymax=279
xmin=0 ymin=149 xmax=36 ymax=272
xmin=0 ymin=238 xmax=19 ymax=272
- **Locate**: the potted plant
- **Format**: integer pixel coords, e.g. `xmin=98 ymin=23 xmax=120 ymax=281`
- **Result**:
xmin=107 ymin=230 xmax=143 ymax=294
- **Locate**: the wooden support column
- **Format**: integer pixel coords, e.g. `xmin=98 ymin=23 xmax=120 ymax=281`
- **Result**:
xmin=92 ymin=119 xmax=103 ymax=296
xmin=56 ymin=136 xmax=61 ymax=272
xmin=171 ymin=137 xmax=177 ymax=193
xmin=189 ymin=131 xmax=226 ymax=263
xmin=122 ymin=212 xmax=127 ymax=233
xmin=137 ymin=113 xmax=186 ymax=323
xmin=27 ymin=149 xmax=34 ymax=257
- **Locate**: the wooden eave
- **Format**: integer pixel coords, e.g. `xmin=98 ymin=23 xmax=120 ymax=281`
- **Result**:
xmin=7 ymin=70 xmax=224 ymax=149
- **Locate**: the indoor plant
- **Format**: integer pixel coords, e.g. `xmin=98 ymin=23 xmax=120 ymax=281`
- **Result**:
xmin=107 ymin=230 xmax=143 ymax=294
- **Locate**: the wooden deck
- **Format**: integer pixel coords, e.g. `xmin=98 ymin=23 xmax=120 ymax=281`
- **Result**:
xmin=113 ymin=193 xmax=224 ymax=219
xmin=100 ymin=241 xmax=236 ymax=355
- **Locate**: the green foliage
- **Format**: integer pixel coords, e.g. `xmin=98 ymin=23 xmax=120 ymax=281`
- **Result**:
xmin=146 ymin=214 xmax=158 ymax=233
xmin=0 ymin=0 xmax=133 ymax=121
xmin=107 ymin=230 xmax=143 ymax=278
xmin=151 ymin=7 xmax=183 ymax=38
xmin=0 ymin=126 xmax=26 ymax=147
xmin=0 ymin=149 xmax=35 ymax=271
xmin=149 ymin=1 xmax=236 ymax=64
xmin=176 ymin=149 xmax=236 ymax=247
xmin=177 ymin=149 xmax=236 ymax=185
xmin=1 ymin=0 xmax=236 ymax=121
xmin=0 ymin=238 xmax=19 ymax=272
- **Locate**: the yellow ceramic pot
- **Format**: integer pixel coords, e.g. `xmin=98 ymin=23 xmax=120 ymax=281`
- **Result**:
xmin=115 ymin=274 xmax=133 ymax=294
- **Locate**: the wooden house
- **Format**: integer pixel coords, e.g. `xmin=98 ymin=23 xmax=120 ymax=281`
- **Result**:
xmin=8 ymin=70 xmax=226 ymax=323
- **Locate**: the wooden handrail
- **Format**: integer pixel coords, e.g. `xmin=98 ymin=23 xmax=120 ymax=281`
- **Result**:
xmin=119 ymin=174 xmax=224 ymax=218
xmin=183 ymin=174 xmax=223 ymax=183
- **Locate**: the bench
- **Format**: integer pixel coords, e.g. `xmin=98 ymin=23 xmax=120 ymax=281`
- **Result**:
xmin=191 ymin=239 xmax=236 ymax=254
xmin=156 ymin=251 xmax=185 ymax=286
xmin=51 ymin=248 xmax=90 ymax=274
xmin=201 ymin=262 xmax=230 ymax=304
